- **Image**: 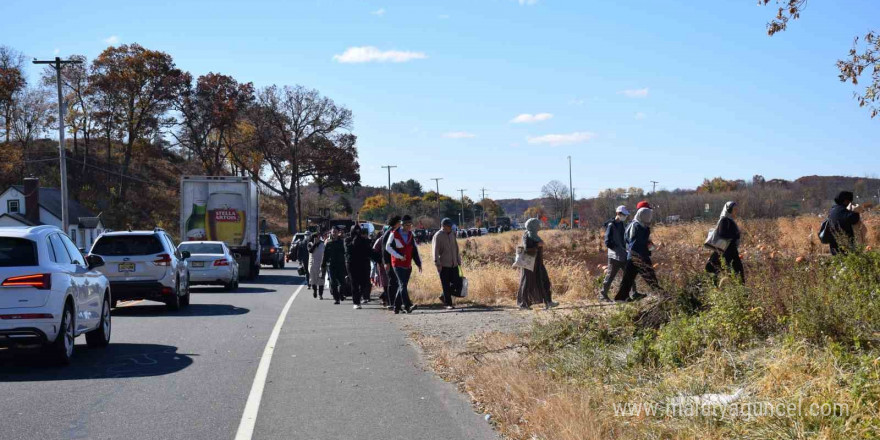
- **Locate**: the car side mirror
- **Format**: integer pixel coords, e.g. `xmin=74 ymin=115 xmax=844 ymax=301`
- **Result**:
xmin=181 ymin=251 xmax=191 ymax=260
xmin=86 ymin=255 xmax=105 ymax=270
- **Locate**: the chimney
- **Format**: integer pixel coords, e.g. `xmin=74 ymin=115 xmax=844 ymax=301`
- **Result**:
xmin=23 ymin=177 xmax=40 ymax=225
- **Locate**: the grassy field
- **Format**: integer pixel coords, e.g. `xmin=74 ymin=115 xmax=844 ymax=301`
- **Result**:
xmin=410 ymin=214 xmax=880 ymax=439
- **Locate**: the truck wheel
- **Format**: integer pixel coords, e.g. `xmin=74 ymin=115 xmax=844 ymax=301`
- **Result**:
xmin=86 ymin=294 xmax=111 ymax=348
xmin=48 ymin=302 xmax=75 ymax=365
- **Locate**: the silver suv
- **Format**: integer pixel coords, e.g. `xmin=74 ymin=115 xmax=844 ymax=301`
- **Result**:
xmin=89 ymin=229 xmax=191 ymax=310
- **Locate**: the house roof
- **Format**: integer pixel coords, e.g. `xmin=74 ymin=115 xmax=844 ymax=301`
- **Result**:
xmin=77 ymin=217 xmax=102 ymax=228
xmin=0 ymin=212 xmax=40 ymax=226
xmin=10 ymin=185 xmax=96 ymax=224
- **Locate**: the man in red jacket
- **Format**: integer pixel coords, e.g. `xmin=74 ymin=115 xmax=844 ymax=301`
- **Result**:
xmin=385 ymin=215 xmax=423 ymax=314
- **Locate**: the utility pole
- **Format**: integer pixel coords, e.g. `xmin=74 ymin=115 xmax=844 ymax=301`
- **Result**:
xmin=651 ymin=180 xmax=659 ymax=194
xmin=381 ymin=165 xmax=397 ymax=212
xmin=431 ymin=177 xmax=443 ymax=220
xmin=568 ymin=156 xmax=574 ymax=229
xmin=34 ymin=56 xmax=82 ymax=236
xmin=457 ymin=189 xmax=467 ymax=228
xmin=480 ymin=187 xmax=487 ymax=227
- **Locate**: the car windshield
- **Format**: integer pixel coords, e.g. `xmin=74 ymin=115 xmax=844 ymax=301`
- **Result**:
xmin=259 ymin=235 xmax=273 ymax=246
xmin=0 ymin=237 xmax=38 ymax=267
xmin=178 ymin=243 xmax=224 ymax=254
xmin=91 ymin=235 xmax=164 ymax=256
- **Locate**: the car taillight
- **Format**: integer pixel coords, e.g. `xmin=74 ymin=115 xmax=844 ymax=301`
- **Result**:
xmin=1 ymin=274 xmax=51 ymax=290
xmin=269 ymin=247 xmax=276 ymax=253
xmin=214 ymin=259 xmax=229 ymax=266
xmin=154 ymin=254 xmax=172 ymax=266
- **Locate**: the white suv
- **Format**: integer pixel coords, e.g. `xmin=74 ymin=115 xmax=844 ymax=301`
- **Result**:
xmin=0 ymin=225 xmax=112 ymax=365
xmin=89 ymin=229 xmax=191 ymax=310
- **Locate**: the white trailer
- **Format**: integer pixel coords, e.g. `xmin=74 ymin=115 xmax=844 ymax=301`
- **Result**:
xmin=180 ymin=176 xmax=261 ymax=280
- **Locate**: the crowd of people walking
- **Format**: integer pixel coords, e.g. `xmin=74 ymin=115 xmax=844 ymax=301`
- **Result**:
xmin=287 ymin=189 xmax=866 ymax=312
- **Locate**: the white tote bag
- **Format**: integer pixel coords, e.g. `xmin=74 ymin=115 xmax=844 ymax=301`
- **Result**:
xmin=512 ymin=245 xmax=537 ymax=271
xmin=703 ymin=227 xmax=730 ymax=253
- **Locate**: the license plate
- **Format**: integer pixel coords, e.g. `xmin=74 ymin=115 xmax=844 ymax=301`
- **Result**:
xmin=118 ymin=262 xmax=135 ymax=272
xmin=192 ymin=261 xmax=204 ymax=268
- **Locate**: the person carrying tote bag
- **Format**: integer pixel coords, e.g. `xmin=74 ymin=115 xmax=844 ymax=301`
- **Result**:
xmin=704 ymin=201 xmax=744 ymax=283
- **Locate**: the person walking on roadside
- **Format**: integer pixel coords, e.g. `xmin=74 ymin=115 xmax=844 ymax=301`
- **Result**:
xmin=386 ymin=215 xmax=422 ymax=314
xmin=600 ymin=205 xmax=638 ymax=302
xmin=298 ymin=232 xmax=312 ymax=281
xmin=322 ymin=227 xmax=348 ymax=305
xmin=517 ymin=218 xmax=557 ymax=310
xmin=705 ymin=201 xmax=745 ymax=283
xmin=345 ymin=225 xmax=373 ymax=309
xmin=432 ymin=218 xmax=462 ymax=309
xmin=377 ymin=216 xmax=402 ymax=308
xmin=615 ymin=206 xmax=659 ymax=302
xmin=825 ymin=191 xmax=864 ymax=255
xmin=307 ymin=231 xmax=326 ymax=299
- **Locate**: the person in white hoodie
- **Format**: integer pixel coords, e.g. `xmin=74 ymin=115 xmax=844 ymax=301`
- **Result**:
xmin=308 ymin=230 xmax=327 ymax=299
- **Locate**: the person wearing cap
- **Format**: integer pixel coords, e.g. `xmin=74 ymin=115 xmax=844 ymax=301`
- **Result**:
xmin=825 ymin=191 xmax=864 ymax=255
xmin=615 ymin=206 xmax=658 ymax=302
xmin=636 ymin=200 xmax=652 ymax=210
xmin=432 ymin=218 xmax=462 ymax=309
xmin=705 ymin=201 xmax=744 ymax=283
xmin=600 ymin=205 xmax=638 ymax=302
xmin=386 ymin=215 xmax=423 ymax=314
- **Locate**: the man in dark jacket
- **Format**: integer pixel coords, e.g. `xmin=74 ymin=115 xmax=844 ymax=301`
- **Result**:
xmin=601 ymin=205 xmax=637 ymax=302
xmin=345 ymin=225 xmax=373 ymax=309
xmin=826 ymin=191 xmax=863 ymax=255
xmin=615 ymin=206 xmax=658 ymax=302
xmin=297 ymin=232 xmax=311 ymax=281
xmin=378 ymin=215 xmax=402 ymax=308
xmin=322 ymin=228 xmax=348 ymax=304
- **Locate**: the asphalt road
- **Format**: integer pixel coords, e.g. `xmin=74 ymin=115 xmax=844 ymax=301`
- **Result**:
xmin=0 ymin=266 xmax=497 ymax=440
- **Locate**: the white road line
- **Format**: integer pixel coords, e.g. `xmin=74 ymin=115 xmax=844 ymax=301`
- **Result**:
xmin=235 ymin=283 xmax=304 ymax=440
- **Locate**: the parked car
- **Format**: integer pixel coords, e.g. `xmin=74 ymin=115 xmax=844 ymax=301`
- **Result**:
xmin=89 ymin=228 xmax=191 ymax=311
xmin=177 ymin=241 xmax=239 ymax=291
xmin=287 ymin=232 xmax=308 ymax=262
xmin=259 ymin=233 xmax=285 ymax=269
xmin=0 ymin=225 xmax=112 ymax=364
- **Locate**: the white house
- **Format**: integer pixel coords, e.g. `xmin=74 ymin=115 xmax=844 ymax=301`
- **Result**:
xmin=0 ymin=178 xmax=106 ymax=250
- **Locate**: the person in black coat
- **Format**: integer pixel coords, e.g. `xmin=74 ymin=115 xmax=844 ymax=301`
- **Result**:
xmin=615 ymin=207 xmax=659 ymax=302
xmin=825 ymin=191 xmax=863 ymax=255
xmin=345 ymin=225 xmax=373 ymax=309
xmin=322 ymin=228 xmax=348 ymax=304
xmin=705 ymin=201 xmax=744 ymax=283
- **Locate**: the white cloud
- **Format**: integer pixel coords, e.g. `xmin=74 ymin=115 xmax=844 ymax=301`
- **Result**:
xmin=53 ymin=48 xmax=60 ymax=55
xmin=371 ymin=8 xmax=385 ymax=16
xmin=333 ymin=46 xmax=427 ymax=63
xmin=569 ymin=98 xmax=586 ymax=106
xmin=518 ymin=0 xmax=539 ymax=5
xmin=443 ymin=131 xmax=476 ymax=139
xmin=104 ymin=35 xmax=119 ymax=45
xmin=619 ymin=88 xmax=649 ymax=98
xmin=510 ymin=113 xmax=554 ymax=124
xmin=438 ymin=14 xmax=450 ymax=19
xmin=527 ymin=132 xmax=596 ymax=146
xmin=635 ymin=112 xmax=647 ymax=120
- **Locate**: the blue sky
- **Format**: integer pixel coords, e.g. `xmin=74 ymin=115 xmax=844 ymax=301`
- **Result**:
xmin=2 ymin=0 xmax=878 ymax=200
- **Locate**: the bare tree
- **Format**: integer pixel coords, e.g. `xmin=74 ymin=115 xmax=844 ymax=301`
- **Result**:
xmin=9 ymin=87 xmax=56 ymax=175
xmin=0 ymin=46 xmax=27 ymax=143
xmin=541 ymin=180 xmax=570 ymax=222
xmin=41 ymin=55 xmax=95 ymax=167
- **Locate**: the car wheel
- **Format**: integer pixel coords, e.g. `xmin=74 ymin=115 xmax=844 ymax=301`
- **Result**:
xmin=86 ymin=294 xmax=112 ymax=348
xmin=181 ymin=279 xmax=191 ymax=307
xmin=166 ymin=280 xmax=181 ymax=311
xmin=48 ymin=302 xmax=75 ymax=365
xmin=224 ymin=279 xmax=236 ymax=291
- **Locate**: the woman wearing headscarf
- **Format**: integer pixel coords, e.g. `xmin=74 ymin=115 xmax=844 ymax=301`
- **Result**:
xmin=517 ymin=218 xmax=557 ymax=310
xmin=705 ymin=201 xmax=744 ymax=282
xmin=615 ymin=206 xmax=659 ymax=302
xmin=308 ymin=231 xmax=326 ymax=299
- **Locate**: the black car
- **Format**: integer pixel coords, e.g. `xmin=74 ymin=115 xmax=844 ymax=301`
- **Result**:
xmin=259 ymin=233 xmax=285 ymax=269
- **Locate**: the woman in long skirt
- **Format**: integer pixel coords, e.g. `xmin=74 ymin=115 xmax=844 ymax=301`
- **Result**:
xmin=517 ymin=218 xmax=557 ymax=310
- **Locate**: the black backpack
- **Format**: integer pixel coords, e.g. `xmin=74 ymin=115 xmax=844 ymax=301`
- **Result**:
xmin=818 ymin=219 xmax=833 ymax=245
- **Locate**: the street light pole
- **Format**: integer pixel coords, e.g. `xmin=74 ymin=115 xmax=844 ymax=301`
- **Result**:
xmin=33 ymin=56 xmax=82 ymax=236
xmin=381 ymin=165 xmax=397 ymax=212
xmin=568 ymin=156 xmax=574 ymax=229
xmin=430 ymin=177 xmax=443 ymax=220
xmin=457 ymin=189 xmax=467 ymax=228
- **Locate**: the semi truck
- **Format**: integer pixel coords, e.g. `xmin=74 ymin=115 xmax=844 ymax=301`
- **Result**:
xmin=180 ymin=176 xmax=261 ymax=280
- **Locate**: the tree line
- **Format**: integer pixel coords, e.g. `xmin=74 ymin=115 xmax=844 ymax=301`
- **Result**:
xmin=0 ymin=43 xmax=359 ymax=233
